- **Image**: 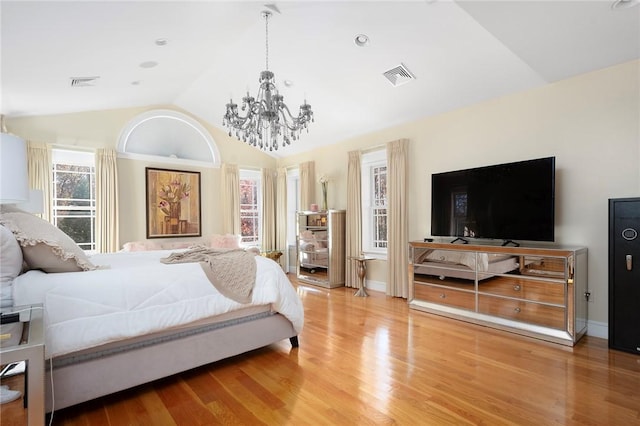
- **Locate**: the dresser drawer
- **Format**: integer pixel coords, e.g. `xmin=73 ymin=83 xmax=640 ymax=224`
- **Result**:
xmin=414 ymin=283 xmax=475 ymax=311
xmin=477 ymin=277 xmax=565 ymax=305
xmin=519 ymin=256 xmax=567 ymax=279
xmin=478 ymin=295 xmax=565 ymax=329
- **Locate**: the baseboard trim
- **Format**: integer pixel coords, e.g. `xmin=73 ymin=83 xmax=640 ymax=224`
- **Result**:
xmin=365 ymin=279 xmax=386 ymax=293
xmin=586 ymin=320 xmax=608 ymax=339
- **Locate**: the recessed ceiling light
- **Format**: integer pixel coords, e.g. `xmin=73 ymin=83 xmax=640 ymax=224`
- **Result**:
xmin=140 ymin=61 xmax=158 ymax=69
xmin=283 ymin=80 xmax=293 ymax=87
xmin=155 ymin=38 xmax=168 ymax=46
xmin=131 ymin=81 xmax=141 ymax=86
xmin=611 ymin=0 xmax=639 ymax=9
xmin=354 ymin=34 xmax=369 ymax=47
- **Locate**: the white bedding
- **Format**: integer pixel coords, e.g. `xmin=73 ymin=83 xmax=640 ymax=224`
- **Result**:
xmin=12 ymin=250 xmax=304 ymax=358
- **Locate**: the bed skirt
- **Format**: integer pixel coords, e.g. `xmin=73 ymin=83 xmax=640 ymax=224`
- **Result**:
xmin=46 ymin=310 xmax=298 ymax=412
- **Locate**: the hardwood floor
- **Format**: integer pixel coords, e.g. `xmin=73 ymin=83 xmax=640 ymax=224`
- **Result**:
xmin=2 ymin=275 xmax=639 ymax=425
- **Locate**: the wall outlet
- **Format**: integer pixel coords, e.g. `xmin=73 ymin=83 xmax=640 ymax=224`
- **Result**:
xmin=585 ymin=289 xmax=595 ymax=303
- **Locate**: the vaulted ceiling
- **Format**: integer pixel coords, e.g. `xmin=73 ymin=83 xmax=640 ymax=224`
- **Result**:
xmin=1 ymin=1 xmax=639 ymax=157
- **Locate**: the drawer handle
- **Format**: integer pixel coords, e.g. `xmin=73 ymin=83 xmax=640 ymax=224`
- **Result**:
xmin=513 ymin=285 xmax=521 ymax=291
xmin=439 ymin=293 xmax=446 ymax=299
xmin=514 ymin=307 xmax=521 ymax=313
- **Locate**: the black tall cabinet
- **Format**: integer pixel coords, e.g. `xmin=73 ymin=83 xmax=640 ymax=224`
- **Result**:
xmin=609 ymin=197 xmax=640 ymax=354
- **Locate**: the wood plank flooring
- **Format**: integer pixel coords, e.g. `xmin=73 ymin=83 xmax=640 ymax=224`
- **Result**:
xmin=2 ymin=275 xmax=639 ymax=425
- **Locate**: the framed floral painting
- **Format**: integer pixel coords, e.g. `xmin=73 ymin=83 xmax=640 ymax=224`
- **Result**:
xmin=145 ymin=167 xmax=201 ymax=238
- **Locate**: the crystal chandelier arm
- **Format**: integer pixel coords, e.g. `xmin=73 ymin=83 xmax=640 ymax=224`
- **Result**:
xmin=277 ymin=102 xmax=314 ymax=131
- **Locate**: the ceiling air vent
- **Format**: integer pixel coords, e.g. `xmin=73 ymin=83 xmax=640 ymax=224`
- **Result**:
xmin=70 ymin=76 xmax=100 ymax=87
xmin=382 ymin=64 xmax=415 ymax=87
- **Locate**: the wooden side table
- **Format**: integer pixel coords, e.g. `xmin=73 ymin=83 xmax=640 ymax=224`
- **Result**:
xmin=350 ymin=256 xmax=375 ymax=297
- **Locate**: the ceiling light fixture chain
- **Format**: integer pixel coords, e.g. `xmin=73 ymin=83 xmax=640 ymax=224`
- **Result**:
xmin=264 ymin=10 xmax=269 ymax=71
xmin=223 ymin=10 xmax=314 ymax=152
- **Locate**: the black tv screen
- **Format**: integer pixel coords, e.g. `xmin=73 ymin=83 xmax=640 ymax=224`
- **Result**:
xmin=431 ymin=157 xmax=555 ymax=243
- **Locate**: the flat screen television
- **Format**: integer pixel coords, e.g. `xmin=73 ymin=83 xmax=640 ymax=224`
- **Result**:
xmin=431 ymin=157 xmax=555 ymax=243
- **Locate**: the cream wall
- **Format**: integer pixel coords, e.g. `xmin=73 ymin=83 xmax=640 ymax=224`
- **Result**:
xmin=6 ymin=105 xmax=278 ymax=244
xmin=5 ymin=61 xmax=639 ymax=331
xmin=279 ymin=60 xmax=640 ymax=330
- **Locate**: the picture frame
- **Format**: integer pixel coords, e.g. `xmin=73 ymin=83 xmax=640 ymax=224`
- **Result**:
xmin=145 ymin=167 xmax=201 ymax=238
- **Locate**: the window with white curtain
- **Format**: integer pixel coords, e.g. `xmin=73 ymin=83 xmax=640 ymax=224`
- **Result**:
xmin=361 ymin=149 xmax=388 ymax=257
xmin=239 ymin=169 xmax=262 ymax=246
xmin=52 ymin=149 xmax=96 ymax=251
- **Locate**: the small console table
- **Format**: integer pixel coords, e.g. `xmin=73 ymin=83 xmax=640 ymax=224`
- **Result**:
xmin=350 ymin=256 xmax=375 ymax=297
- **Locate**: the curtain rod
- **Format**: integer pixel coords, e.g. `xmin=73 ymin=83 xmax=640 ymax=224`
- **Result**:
xmin=50 ymin=143 xmax=95 ymax=153
xmin=361 ymin=143 xmax=386 ymax=154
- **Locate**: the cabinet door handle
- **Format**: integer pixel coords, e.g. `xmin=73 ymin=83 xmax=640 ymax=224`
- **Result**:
xmin=514 ymin=307 xmax=521 ymax=313
xmin=513 ymin=285 xmax=521 ymax=291
xmin=439 ymin=293 xmax=446 ymax=299
xmin=626 ymin=254 xmax=633 ymax=271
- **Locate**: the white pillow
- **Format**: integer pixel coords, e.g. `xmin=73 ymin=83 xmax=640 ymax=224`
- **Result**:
xmin=0 ymin=224 xmax=22 ymax=307
xmin=300 ymin=230 xmax=315 ymax=242
xmin=0 ymin=211 xmax=96 ymax=273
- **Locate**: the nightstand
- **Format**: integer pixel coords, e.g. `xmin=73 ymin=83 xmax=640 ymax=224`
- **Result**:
xmin=0 ymin=304 xmax=45 ymax=426
xmin=261 ymin=249 xmax=284 ymax=262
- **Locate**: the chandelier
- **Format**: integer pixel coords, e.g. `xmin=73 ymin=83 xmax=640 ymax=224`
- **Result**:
xmin=223 ymin=11 xmax=314 ymax=152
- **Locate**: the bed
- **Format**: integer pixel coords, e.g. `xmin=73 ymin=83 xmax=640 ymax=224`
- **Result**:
xmin=0 ymin=208 xmax=304 ymax=412
xmin=413 ymin=249 xmax=519 ymax=280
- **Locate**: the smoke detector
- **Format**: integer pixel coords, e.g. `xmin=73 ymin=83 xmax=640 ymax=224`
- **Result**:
xmin=611 ymin=0 xmax=639 ymax=9
xmin=382 ymin=64 xmax=416 ymax=87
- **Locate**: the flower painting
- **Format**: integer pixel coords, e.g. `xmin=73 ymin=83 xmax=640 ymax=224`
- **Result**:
xmin=146 ymin=168 xmax=201 ymax=238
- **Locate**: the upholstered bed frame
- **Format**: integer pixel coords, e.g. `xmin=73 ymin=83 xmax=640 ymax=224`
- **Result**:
xmin=46 ymin=308 xmax=298 ymax=411
xmin=0 ymin=208 xmax=301 ymax=412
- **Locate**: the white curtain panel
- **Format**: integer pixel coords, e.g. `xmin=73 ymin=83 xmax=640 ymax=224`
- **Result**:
xmin=261 ymin=168 xmax=276 ymax=251
xmin=299 ymin=161 xmax=315 ymax=212
xmin=221 ymin=163 xmax=240 ymax=235
xmin=26 ymin=141 xmax=52 ymax=222
xmin=276 ymin=168 xmax=288 ymax=265
xmin=386 ymin=139 xmax=409 ymax=298
xmin=95 ymin=148 xmax=119 ymax=253
xmin=345 ymin=150 xmax=362 ymax=288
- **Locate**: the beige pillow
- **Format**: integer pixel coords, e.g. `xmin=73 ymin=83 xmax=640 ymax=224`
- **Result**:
xmin=210 ymin=234 xmax=241 ymax=249
xmin=314 ymin=231 xmax=328 ymax=248
xmin=0 ymin=224 xmax=23 ymax=282
xmin=0 ymin=211 xmax=96 ymax=273
xmin=1 ymin=224 xmax=23 ymax=307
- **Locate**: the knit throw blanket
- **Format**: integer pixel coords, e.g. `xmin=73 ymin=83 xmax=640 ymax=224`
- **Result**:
xmin=160 ymin=247 xmax=256 ymax=304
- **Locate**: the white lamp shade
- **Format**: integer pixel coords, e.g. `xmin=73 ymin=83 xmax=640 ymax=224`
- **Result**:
xmin=0 ymin=133 xmax=29 ymax=204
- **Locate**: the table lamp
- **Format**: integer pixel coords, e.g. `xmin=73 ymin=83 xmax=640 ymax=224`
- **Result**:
xmin=0 ymin=132 xmax=29 ymax=204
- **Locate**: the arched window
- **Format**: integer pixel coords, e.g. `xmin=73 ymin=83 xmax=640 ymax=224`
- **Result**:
xmin=117 ymin=109 xmax=220 ymax=168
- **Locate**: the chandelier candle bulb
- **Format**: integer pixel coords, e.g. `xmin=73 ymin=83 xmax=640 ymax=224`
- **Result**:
xmin=223 ymin=10 xmax=313 ymax=152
